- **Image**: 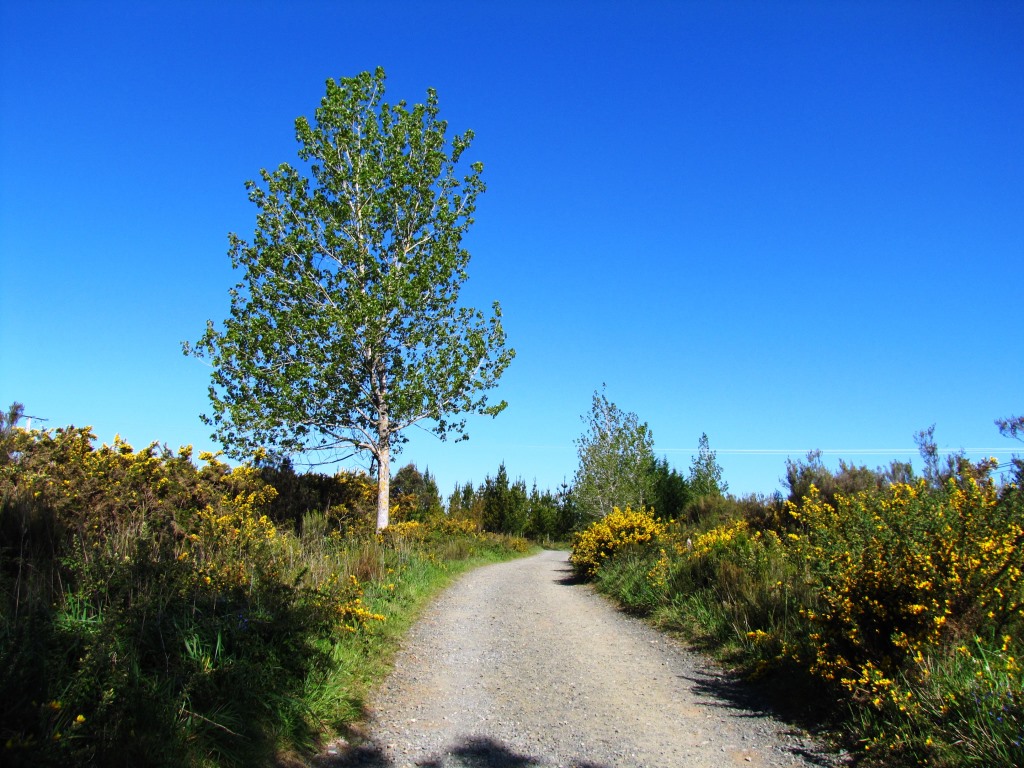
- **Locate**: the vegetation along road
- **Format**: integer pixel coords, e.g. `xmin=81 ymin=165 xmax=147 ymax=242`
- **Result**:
xmin=322 ymin=550 xmax=842 ymax=768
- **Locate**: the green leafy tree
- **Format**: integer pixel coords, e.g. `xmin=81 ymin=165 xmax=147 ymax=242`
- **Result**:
xmin=688 ymin=432 xmax=727 ymax=498
xmin=185 ymin=69 xmax=514 ymax=529
xmin=572 ymin=388 xmax=655 ymax=521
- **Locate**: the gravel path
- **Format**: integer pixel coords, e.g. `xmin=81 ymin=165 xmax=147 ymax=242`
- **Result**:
xmin=320 ymin=550 xmax=841 ymax=768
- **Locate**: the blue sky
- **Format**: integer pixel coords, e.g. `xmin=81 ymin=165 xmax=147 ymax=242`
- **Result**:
xmin=2 ymin=1 xmax=1022 ymax=500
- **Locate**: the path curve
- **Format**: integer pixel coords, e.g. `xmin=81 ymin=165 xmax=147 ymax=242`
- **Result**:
xmin=322 ymin=550 xmax=839 ymax=768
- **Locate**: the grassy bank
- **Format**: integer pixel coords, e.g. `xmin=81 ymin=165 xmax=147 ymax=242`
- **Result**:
xmin=294 ymin=520 xmax=536 ymax=753
xmin=0 ymin=425 xmax=531 ymax=767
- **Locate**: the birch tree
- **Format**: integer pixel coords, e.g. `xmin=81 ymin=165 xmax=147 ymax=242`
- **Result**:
xmin=185 ymin=69 xmax=514 ymax=529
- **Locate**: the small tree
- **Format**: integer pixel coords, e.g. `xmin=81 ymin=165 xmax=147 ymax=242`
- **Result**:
xmin=688 ymin=432 xmax=727 ymax=498
xmin=186 ymin=69 xmax=514 ymax=529
xmin=525 ymin=482 xmax=561 ymax=539
xmin=572 ymin=388 xmax=655 ymax=521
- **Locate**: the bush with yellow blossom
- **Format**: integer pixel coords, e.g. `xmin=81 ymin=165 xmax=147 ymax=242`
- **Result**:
xmin=576 ymin=446 xmax=1024 ymax=766
xmin=0 ymin=426 xmax=383 ymax=766
xmin=788 ymin=467 xmax=1022 ymax=689
xmin=570 ymin=506 xmax=664 ymax=578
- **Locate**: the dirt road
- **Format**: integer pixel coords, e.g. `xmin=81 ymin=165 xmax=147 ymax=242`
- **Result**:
xmin=322 ymin=549 xmax=840 ymax=768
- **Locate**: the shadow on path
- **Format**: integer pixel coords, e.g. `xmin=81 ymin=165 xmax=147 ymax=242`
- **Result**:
xmin=550 ymin=558 xmax=839 ymax=766
xmin=552 ymin=562 xmax=586 ymax=587
xmin=314 ymin=735 xmax=611 ymax=768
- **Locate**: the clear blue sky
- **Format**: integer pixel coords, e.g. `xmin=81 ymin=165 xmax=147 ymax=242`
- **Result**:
xmin=2 ymin=1 xmax=1022 ymax=500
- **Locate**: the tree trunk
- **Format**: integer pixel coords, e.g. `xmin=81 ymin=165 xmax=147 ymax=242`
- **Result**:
xmin=376 ymin=442 xmax=390 ymax=530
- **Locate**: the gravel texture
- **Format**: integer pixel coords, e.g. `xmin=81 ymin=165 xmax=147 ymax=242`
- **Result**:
xmin=319 ymin=549 xmax=843 ymax=768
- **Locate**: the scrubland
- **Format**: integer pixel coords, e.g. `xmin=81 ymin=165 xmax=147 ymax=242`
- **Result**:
xmin=5 ymin=408 xmax=1021 ymax=768
xmin=571 ymin=454 xmax=1024 ymax=767
xmin=0 ymin=425 xmax=529 ymax=767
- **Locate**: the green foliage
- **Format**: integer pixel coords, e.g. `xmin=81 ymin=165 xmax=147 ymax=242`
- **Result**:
xmin=185 ymin=67 xmax=514 ymax=529
xmin=445 ymin=469 xmax=575 ymax=541
xmin=593 ymin=547 xmax=669 ymax=614
xmin=257 ymin=458 xmax=377 ymax=533
xmin=0 ymin=421 xmax=530 ymax=766
xmin=480 ymin=463 xmax=528 ymax=536
xmin=522 ymin=482 xmax=563 ymax=541
xmin=577 ymin=430 xmax=1024 ymax=767
xmin=391 ymin=463 xmax=444 ymax=522
xmin=569 ymin=506 xmax=665 ymax=578
xmin=572 ymin=388 xmax=656 ymax=522
xmin=649 ymin=456 xmax=691 ymax=520
xmin=687 ymin=432 xmax=727 ymax=498
xmin=446 ymin=480 xmax=482 ymax=526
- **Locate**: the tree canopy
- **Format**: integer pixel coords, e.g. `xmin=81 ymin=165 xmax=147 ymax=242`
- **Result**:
xmin=185 ymin=68 xmax=514 ymax=529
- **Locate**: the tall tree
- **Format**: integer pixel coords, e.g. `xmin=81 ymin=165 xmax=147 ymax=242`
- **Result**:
xmin=447 ymin=480 xmax=480 ymax=524
xmin=185 ymin=69 xmax=514 ymax=529
xmin=572 ymin=388 xmax=655 ymax=521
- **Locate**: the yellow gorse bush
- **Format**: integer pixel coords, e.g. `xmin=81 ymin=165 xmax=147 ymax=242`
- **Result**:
xmin=562 ymin=451 xmax=1024 ymax=765
xmin=378 ymin=519 xmax=427 ymax=544
xmin=788 ymin=476 xmax=1024 ymax=698
xmin=689 ymin=519 xmax=750 ymax=558
xmin=570 ymin=506 xmax=664 ymax=577
xmin=434 ymin=516 xmax=480 ymax=535
xmin=646 ymin=548 xmax=671 ymax=589
xmin=0 ymin=426 xmax=396 ymax=763
xmin=2 ymin=423 xmax=536 ymax=765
